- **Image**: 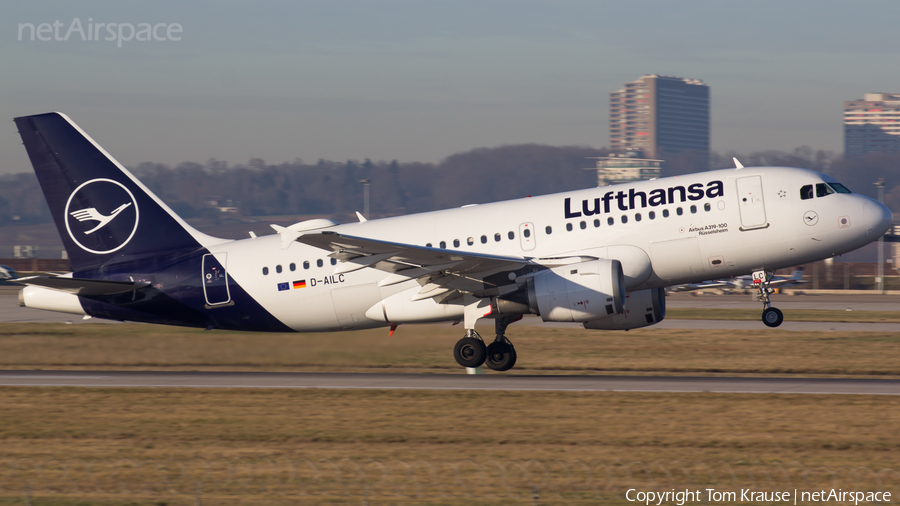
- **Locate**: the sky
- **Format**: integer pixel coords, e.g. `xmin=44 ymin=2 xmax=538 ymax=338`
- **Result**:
xmin=2 ymin=0 xmax=899 ymax=175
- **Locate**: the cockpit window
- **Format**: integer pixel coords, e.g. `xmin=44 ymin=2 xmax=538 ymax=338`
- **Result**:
xmin=800 ymin=184 xmax=814 ymax=200
xmin=816 ymin=183 xmax=834 ymax=198
xmin=829 ymin=182 xmax=852 ymax=194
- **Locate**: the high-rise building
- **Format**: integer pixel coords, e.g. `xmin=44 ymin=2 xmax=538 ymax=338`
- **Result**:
xmin=844 ymin=93 xmax=900 ymax=159
xmin=609 ymin=75 xmax=709 ymax=160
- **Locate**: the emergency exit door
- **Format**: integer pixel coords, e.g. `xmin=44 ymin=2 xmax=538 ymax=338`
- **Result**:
xmin=519 ymin=222 xmax=536 ymax=251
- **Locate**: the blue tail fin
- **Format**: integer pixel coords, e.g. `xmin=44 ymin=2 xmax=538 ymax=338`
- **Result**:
xmin=14 ymin=112 xmax=221 ymax=272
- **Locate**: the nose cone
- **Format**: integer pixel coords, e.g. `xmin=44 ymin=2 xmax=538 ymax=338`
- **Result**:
xmin=864 ymin=199 xmax=893 ymax=238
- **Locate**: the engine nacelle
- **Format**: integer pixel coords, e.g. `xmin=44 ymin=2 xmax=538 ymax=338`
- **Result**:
xmin=18 ymin=286 xmax=86 ymax=315
xmin=583 ymin=288 xmax=665 ymax=330
xmin=530 ymin=259 xmax=625 ymax=322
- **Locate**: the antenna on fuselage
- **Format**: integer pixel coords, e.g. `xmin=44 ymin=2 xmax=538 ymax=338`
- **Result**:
xmin=733 ymin=157 xmax=744 ymax=169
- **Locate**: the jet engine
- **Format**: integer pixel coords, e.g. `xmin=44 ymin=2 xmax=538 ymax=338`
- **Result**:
xmin=18 ymin=286 xmax=86 ymax=315
xmin=495 ymin=259 xmax=625 ymax=323
xmin=583 ymin=287 xmax=665 ymax=330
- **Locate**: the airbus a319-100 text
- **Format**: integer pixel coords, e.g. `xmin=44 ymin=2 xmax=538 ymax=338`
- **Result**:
xmin=13 ymin=113 xmax=893 ymax=371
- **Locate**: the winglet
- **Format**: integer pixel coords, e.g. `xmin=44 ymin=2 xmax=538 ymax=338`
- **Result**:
xmin=733 ymin=157 xmax=744 ymax=169
xmin=356 ymin=211 xmax=367 ymax=223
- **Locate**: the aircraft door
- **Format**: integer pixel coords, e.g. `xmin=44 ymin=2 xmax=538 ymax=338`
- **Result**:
xmin=736 ymin=176 xmax=768 ymax=230
xmin=519 ymin=222 xmax=536 ymax=251
xmin=202 ymin=253 xmax=231 ymax=307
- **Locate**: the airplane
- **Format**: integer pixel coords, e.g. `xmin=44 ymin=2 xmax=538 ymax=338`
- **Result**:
xmin=0 ymin=265 xmax=18 ymax=282
xmin=669 ymin=266 xmax=805 ymax=294
xmin=12 ymin=112 xmax=894 ymax=371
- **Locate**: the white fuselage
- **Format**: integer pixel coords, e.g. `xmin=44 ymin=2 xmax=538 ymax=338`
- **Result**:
xmin=205 ymin=166 xmax=884 ymax=331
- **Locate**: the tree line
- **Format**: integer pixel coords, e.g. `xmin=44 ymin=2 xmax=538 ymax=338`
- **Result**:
xmin=0 ymin=145 xmax=897 ymax=227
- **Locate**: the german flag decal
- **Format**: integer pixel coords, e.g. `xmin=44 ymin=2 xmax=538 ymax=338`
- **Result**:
xmin=293 ymin=280 xmax=306 ymax=289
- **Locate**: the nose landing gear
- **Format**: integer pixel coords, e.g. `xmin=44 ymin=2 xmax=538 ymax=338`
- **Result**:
xmin=762 ymin=306 xmax=784 ymax=327
xmin=754 ymin=270 xmax=784 ymax=328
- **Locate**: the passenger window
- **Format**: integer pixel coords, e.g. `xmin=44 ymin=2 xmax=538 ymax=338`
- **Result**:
xmin=316 ymin=259 xmax=323 ymax=268
xmin=289 ymin=263 xmax=296 ymax=271
xmin=303 ymin=261 xmax=309 ymax=269
xmin=663 ymin=209 xmax=669 ymax=218
xmin=566 ymin=223 xmax=573 ymax=232
xmin=481 ymin=235 xmax=487 ymax=244
xmin=635 ymin=213 xmax=641 ymax=222
xmin=467 ymin=237 xmax=474 ymax=246
xmin=579 ymin=221 xmax=586 ymax=230
xmin=545 ymin=226 xmax=552 ymax=235
xmin=494 ymin=233 xmax=501 ymax=242
xmin=524 ymin=228 xmax=531 ymax=237
xmin=676 ymin=207 xmax=683 ymax=216
xmin=648 ymin=211 xmax=655 ymax=220
xmin=607 ymin=217 xmax=614 ymax=225
xmin=508 ymin=231 xmax=515 ymax=240
xmin=593 ymin=219 xmax=600 ymax=227
xmin=621 ymin=215 xmax=628 ymax=224
xmin=690 ymin=205 xmax=697 ymax=214
xmin=453 ymin=239 xmax=460 ymax=247
xmin=426 ymin=243 xmax=432 ymax=247
xmin=440 ymin=241 xmax=446 ymax=248
xmin=816 ymin=183 xmax=834 ymax=197
xmin=262 ymin=267 xmax=269 ymax=275
xmin=704 ymin=203 xmax=711 ymax=212
xmin=331 ymin=258 xmax=337 ymax=265
xmin=276 ymin=265 xmax=282 ymax=274
xmin=800 ymin=185 xmax=814 ymax=200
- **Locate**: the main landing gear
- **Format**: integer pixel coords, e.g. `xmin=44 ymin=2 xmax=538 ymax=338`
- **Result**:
xmin=452 ymin=315 xmax=519 ymax=371
xmin=753 ymin=270 xmax=784 ymax=328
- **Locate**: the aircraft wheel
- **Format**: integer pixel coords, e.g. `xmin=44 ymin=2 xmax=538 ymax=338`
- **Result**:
xmin=762 ymin=307 xmax=784 ymax=328
xmin=453 ymin=337 xmax=486 ymax=368
xmin=485 ymin=341 xmax=517 ymax=372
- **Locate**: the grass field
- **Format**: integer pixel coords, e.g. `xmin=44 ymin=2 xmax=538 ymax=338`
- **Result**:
xmin=2 ymin=319 xmax=899 ymax=504
xmin=1 ymin=387 xmax=898 ymax=505
xmin=1 ymin=322 xmax=899 ymax=377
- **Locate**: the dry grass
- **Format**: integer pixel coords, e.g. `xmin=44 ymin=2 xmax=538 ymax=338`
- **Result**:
xmin=2 ymin=322 xmax=900 ymax=377
xmin=0 ymin=387 xmax=899 ymax=504
xmin=2 ymin=320 xmax=899 ymax=503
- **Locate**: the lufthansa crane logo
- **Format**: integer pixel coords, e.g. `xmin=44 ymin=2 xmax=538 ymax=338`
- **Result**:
xmin=64 ymin=179 xmax=139 ymax=255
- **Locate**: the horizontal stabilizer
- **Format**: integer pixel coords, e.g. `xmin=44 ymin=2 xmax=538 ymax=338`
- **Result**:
xmin=16 ymin=276 xmax=150 ymax=296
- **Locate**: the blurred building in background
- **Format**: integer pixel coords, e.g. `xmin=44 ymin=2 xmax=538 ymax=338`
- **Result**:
xmin=844 ymin=93 xmax=900 ymax=159
xmin=588 ymin=153 xmax=662 ymax=187
xmin=609 ymin=75 xmax=710 ymax=166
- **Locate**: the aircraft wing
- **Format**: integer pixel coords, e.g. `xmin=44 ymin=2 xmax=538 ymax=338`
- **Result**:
xmin=14 ymin=276 xmax=150 ymax=296
xmin=297 ymin=231 xmax=535 ymax=300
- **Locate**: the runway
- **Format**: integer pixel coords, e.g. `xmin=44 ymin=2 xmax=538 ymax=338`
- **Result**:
xmin=1 ymin=370 xmax=898 ymax=395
